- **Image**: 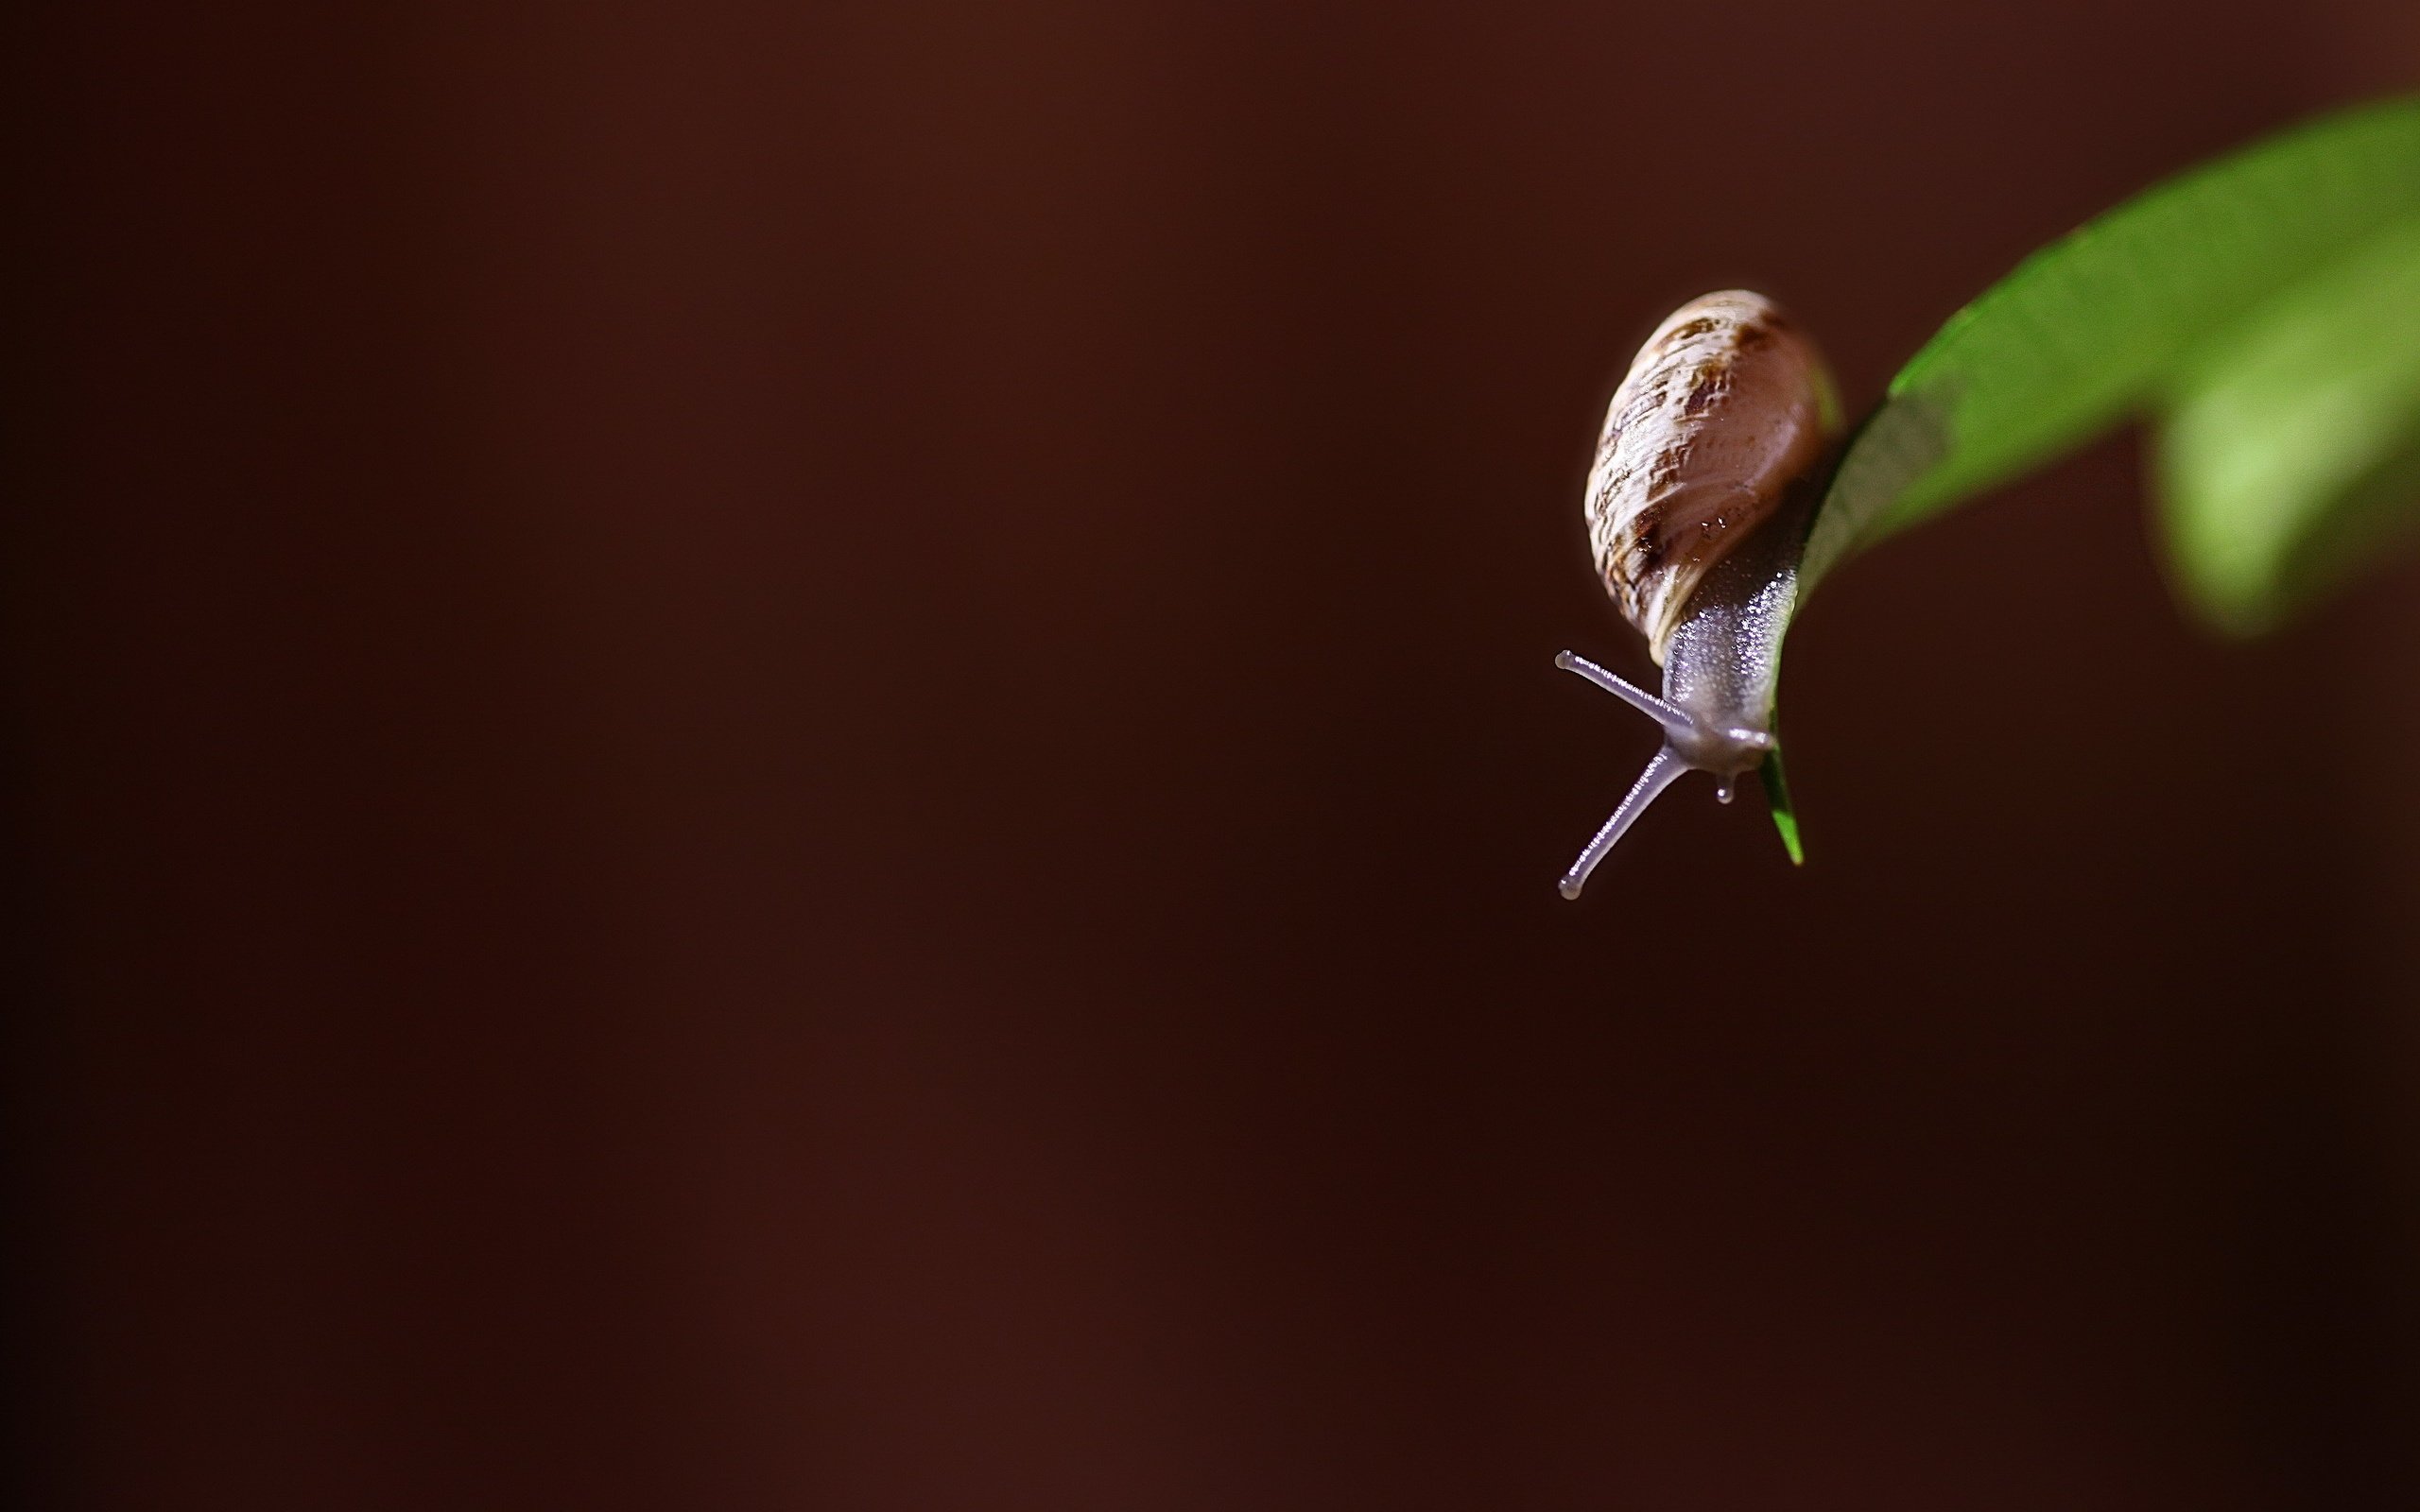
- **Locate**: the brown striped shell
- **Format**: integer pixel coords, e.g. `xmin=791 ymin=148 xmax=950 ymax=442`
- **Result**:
xmin=1584 ymin=291 xmax=1842 ymax=662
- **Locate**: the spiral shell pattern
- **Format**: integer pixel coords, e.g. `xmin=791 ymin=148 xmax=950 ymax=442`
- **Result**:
xmin=1584 ymin=290 xmax=1841 ymax=662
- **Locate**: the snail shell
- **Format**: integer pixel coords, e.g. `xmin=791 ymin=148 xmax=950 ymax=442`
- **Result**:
xmin=1555 ymin=290 xmax=1843 ymax=899
xmin=1585 ymin=290 xmax=1841 ymax=663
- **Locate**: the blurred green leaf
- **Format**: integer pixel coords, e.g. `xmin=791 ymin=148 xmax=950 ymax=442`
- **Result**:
xmin=1804 ymin=94 xmax=2420 ymax=598
xmin=2158 ymin=215 xmax=2420 ymax=632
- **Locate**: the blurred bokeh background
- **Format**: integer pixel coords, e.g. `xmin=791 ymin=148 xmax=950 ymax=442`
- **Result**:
xmin=9 ymin=1 xmax=2420 ymax=1506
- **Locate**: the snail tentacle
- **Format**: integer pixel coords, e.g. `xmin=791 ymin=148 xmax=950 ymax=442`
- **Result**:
xmin=1553 ymin=630 xmax=1786 ymax=897
xmin=1552 ymin=650 xmax=1690 ymax=735
xmin=1557 ymin=747 xmax=1688 ymax=901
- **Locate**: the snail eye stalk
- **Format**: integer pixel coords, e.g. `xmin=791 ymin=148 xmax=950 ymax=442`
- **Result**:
xmin=1552 ymin=650 xmax=1690 ymax=736
xmin=1557 ymin=745 xmax=1686 ymax=901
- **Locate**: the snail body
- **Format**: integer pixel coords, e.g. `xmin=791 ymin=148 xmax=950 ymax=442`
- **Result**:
xmin=1558 ymin=290 xmax=1843 ymax=899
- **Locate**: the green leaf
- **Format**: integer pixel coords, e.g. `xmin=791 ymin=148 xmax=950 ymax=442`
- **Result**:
xmin=1731 ymin=96 xmax=2420 ymax=859
xmin=2157 ymin=214 xmax=2420 ymax=632
xmin=1803 ymin=94 xmax=2420 ymax=593
xmin=1758 ymin=749 xmax=1804 ymax=865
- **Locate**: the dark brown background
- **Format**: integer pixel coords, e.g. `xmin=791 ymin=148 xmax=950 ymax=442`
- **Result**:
xmin=9 ymin=2 xmax=2420 ymax=1507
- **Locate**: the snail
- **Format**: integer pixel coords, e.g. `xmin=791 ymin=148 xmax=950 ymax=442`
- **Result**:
xmin=1557 ymin=290 xmax=1844 ymax=899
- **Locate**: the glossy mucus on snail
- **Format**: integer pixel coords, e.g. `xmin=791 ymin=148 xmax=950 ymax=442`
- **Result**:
xmin=1557 ymin=290 xmax=1843 ymax=900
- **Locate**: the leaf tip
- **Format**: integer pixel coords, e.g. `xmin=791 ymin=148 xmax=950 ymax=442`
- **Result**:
xmin=1758 ymin=749 xmax=1806 ymax=866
